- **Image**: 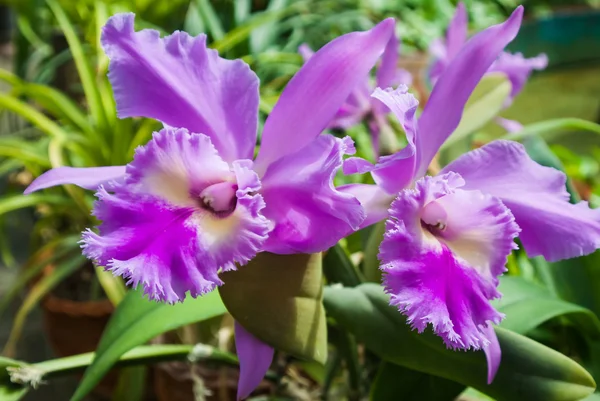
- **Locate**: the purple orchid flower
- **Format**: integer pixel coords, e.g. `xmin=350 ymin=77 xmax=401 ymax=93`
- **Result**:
xmin=344 ymin=6 xmax=600 ymax=383
xmin=430 ymin=2 xmax=548 ymax=132
xmin=299 ymin=33 xmax=412 ymax=157
xmin=25 ymin=14 xmax=396 ymax=400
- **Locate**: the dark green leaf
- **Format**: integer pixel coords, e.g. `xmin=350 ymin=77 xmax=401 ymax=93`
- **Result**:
xmin=371 ymin=362 xmax=464 ymax=401
xmin=495 ymin=276 xmax=600 ymax=339
xmin=324 ymin=283 xmax=596 ymax=401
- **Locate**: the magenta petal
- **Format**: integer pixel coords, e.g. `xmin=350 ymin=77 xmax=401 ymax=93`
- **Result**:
xmin=380 ymin=173 xmax=513 ymax=350
xmin=369 ymin=86 xmax=418 ymax=193
xmin=415 ymin=7 xmax=523 ymax=178
xmin=490 ymin=52 xmax=548 ymax=102
xmin=446 ymin=2 xmax=468 ymax=61
xmin=260 ymin=135 xmax=364 ymax=254
xmin=101 ymin=13 xmax=259 ymax=162
xmin=376 ymin=32 xmax=399 ymax=89
xmin=298 ymin=43 xmax=314 ymax=61
xmin=495 ymin=117 xmax=523 ymax=133
xmin=339 ymin=183 xmax=393 ymax=228
xmin=235 ymin=321 xmax=274 ymax=401
xmin=255 ymin=18 xmax=395 ymax=172
xmin=482 ymin=325 xmax=501 ymax=384
xmin=82 ymin=128 xmax=271 ymax=303
xmin=442 ymin=140 xmax=600 ymax=262
xmin=24 ymin=166 xmax=126 ymax=194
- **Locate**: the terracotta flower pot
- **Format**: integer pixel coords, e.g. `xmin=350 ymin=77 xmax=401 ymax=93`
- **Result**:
xmin=39 ymin=264 xmax=118 ymax=397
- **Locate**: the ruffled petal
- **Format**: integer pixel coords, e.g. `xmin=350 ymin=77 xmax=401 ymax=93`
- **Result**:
xmin=338 ymin=183 xmax=393 ymax=228
xmin=442 ymin=140 xmax=600 ymax=262
xmin=24 ymin=166 xmax=125 ymax=194
xmin=490 ymin=52 xmax=548 ymax=102
xmin=101 ymin=13 xmax=259 ymax=162
xmin=82 ymin=128 xmax=271 ymax=302
xmin=255 ymin=18 xmax=395 ymax=173
xmin=368 ymin=86 xmax=418 ymax=193
xmin=235 ymin=321 xmax=274 ymax=401
xmin=415 ymin=7 xmax=523 ymax=178
xmin=380 ymin=173 xmax=515 ymax=351
xmin=260 ymin=135 xmax=364 ymax=254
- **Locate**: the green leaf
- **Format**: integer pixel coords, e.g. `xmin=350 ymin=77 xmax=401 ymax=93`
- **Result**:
xmin=0 ymin=235 xmax=81 ymax=319
xmin=324 ymin=283 xmax=596 ymax=401
xmin=219 ymin=252 xmax=327 ymax=364
xmin=71 ymin=289 xmax=227 ymax=401
xmin=371 ymin=362 xmax=465 ymax=401
xmin=443 ymin=73 xmax=512 ymax=149
xmin=363 ymin=221 xmax=385 ymax=283
xmin=323 ymin=244 xmax=362 ymax=287
xmin=502 ymin=118 xmax=600 ymax=142
xmin=0 ymin=69 xmax=90 ymax=133
xmin=46 ymin=0 xmax=109 ymax=134
xmin=0 ymin=344 xmax=238 ymax=401
xmin=0 ymin=194 xmax=70 ymax=217
xmin=211 ymin=5 xmax=298 ymax=54
xmin=193 ymin=0 xmax=225 ymax=41
xmin=495 ymin=276 xmax=600 ymax=339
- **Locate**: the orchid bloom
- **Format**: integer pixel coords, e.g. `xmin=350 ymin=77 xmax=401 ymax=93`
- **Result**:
xmin=344 ymin=6 xmax=600 ymax=383
xmin=25 ymin=14 xmax=396 ymax=400
xmin=430 ymin=2 xmax=548 ymax=132
xmin=299 ymin=33 xmax=412 ymax=157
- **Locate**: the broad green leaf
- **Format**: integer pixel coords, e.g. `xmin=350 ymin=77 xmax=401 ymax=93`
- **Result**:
xmin=323 ymin=244 xmax=362 ymax=287
xmin=219 ymin=252 xmax=327 ymax=364
xmin=443 ymin=73 xmax=511 ymax=149
xmin=543 ymin=251 xmax=600 ymax=321
xmin=495 ymin=276 xmax=600 ymax=339
xmin=371 ymin=362 xmax=464 ymax=401
xmin=71 ymin=289 xmax=227 ymax=401
xmin=324 ymin=283 xmax=596 ymax=401
xmin=363 ymin=221 xmax=385 ymax=283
